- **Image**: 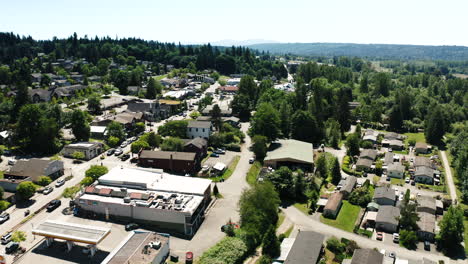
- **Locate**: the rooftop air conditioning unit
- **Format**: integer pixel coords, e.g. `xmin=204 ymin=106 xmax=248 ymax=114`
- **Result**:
xmin=123 ymin=197 xmax=131 ymax=203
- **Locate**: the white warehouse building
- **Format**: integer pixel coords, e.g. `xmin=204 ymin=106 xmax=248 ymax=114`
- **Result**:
xmin=75 ymin=167 xmax=212 ymax=237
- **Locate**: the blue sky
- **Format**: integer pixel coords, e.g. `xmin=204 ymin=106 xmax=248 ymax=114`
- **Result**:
xmin=1 ymin=0 xmax=467 ymax=46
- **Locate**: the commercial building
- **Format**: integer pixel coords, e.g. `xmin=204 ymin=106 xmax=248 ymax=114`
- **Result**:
xmin=75 ymin=167 xmax=212 ymax=237
xmin=62 ymin=142 xmax=104 ymax=160
xmin=138 ymin=150 xmax=199 ymax=174
xmin=102 ymin=231 xmax=170 ymax=264
xmin=264 ymin=139 xmax=314 ymax=171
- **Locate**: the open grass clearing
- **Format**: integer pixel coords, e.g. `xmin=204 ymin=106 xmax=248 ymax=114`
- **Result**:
xmin=320 ymin=201 xmax=360 ymax=232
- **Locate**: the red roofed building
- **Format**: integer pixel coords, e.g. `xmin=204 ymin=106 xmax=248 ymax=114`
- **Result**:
xmin=85 ymin=186 xmax=96 ymax=194
xmin=129 ymin=192 xmax=143 ymax=200
xmin=219 ymin=86 xmax=239 ymax=94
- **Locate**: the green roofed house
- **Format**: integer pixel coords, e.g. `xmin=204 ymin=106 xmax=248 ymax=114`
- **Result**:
xmin=264 ymin=139 xmax=314 ymax=171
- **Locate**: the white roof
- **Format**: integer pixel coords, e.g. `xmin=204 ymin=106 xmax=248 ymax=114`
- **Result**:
xmin=32 ymin=220 xmax=110 ymax=244
xmin=90 ymin=126 xmax=107 ymax=133
xmin=0 ymin=130 xmax=9 ymax=138
xmin=277 ymin=238 xmax=295 ymax=261
xmin=98 ymin=167 xmax=211 ymax=195
xmin=317 ymin=198 xmax=328 ymax=206
xmin=213 ymin=162 xmax=226 ymax=171
xmin=67 ymin=142 xmax=95 ymax=148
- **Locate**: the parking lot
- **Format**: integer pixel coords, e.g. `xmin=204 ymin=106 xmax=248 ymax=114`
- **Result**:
xmin=203 ymin=150 xmax=236 ymax=168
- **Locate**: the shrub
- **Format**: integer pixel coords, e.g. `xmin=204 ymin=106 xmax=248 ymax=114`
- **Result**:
xmin=71 ymin=151 xmax=85 ymax=160
xmin=199 ymin=237 xmax=248 ymax=264
xmin=0 ymin=200 xmax=11 ymax=211
xmin=326 ymin=237 xmax=345 ymax=254
xmin=63 ymin=186 xmax=80 ymax=199
xmin=85 ymin=165 xmax=108 ymax=180
xmin=225 ymin=143 xmax=241 ymax=152
xmin=16 ymin=182 xmax=36 ymax=200
xmin=80 ymin=177 xmax=94 ymax=186
xmin=11 ymin=231 xmax=27 ymax=242
xmin=36 ymin=176 xmax=52 ymax=187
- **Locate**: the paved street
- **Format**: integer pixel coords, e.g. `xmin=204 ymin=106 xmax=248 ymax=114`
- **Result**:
xmin=282 ymin=206 xmax=462 ymax=263
xmin=170 ymin=122 xmax=252 ymax=258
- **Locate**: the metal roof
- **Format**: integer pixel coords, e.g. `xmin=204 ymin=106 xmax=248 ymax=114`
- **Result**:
xmin=264 ymin=139 xmax=314 ymax=165
xmin=32 ymin=220 xmax=111 ymax=244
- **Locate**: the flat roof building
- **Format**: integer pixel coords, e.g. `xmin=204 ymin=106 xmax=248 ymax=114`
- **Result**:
xmin=264 ymin=139 xmax=314 ymax=170
xmin=75 ymin=168 xmax=211 ymax=237
xmin=102 ymin=231 xmax=170 ymax=264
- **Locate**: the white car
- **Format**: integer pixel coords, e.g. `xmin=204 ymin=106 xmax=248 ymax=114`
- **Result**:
xmin=43 ymin=187 xmax=54 ymax=195
xmin=114 ymin=149 xmax=123 ymax=156
xmin=55 ymin=179 xmax=65 ymax=187
xmin=7 ymin=159 xmax=16 ymax=165
xmin=120 ymin=141 xmax=128 ymax=148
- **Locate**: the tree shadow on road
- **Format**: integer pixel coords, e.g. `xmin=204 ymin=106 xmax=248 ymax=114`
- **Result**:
xmin=15 ymin=199 xmax=36 ymax=209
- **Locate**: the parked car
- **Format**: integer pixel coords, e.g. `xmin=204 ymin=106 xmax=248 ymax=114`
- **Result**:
xmin=7 ymin=159 xmax=16 ymax=165
xmin=405 ymin=177 xmax=410 ymax=183
xmin=120 ymin=154 xmax=130 ymax=161
xmin=376 ymin=232 xmax=383 ymax=241
xmin=120 ymin=141 xmax=128 ymax=148
xmin=392 ymin=233 xmax=399 ymax=243
xmin=201 ymin=165 xmax=210 ymax=173
xmin=55 ymin=179 xmax=65 ymax=187
xmin=5 ymin=242 xmax=19 ymax=254
xmin=249 ymin=158 xmax=255 ymax=164
xmin=43 ymin=186 xmax=54 ymax=195
xmin=0 ymin=213 xmax=10 ymax=224
xmin=210 ymin=152 xmax=219 ymax=158
xmin=1 ymin=232 xmax=12 ymax=244
xmin=114 ymin=148 xmax=123 ymax=156
xmin=216 ymin=148 xmax=226 ymax=154
xmin=411 ymin=180 xmax=416 ymax=186
xmin=424 ymin=241 xmax=431 ymax=251
xmin=125 ymin=223 xmax=139 ymax=231
xmin=107 ymin=148 xmax=115 ymax=156
xmin=47 ymin=199 xmax=61 ymax=212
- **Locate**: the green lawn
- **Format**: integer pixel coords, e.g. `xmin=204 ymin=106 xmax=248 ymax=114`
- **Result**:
xmin=283 ymin=225 xmax=294 ymax=238
xmin=403 ymin=132 xmax=426 ymax=145
xmin=208 ymin=155 xmax=240 ymax=182
xmin=293 ymin=202 xmax=310 ymax=215
xmin=246 ymin=161 xmax=262 ymax=185
xmin=320 ymin=201 xmax=361 ymax=232
xmin=390 ymin=178 xmax=405 ymax=186
xmin=277 ymin=211 xmax=286 ymax=228
xmin=154 ymin=74 xmax=167 ymax=81
xmin=393 ymin=150 xmax=409 ymax=155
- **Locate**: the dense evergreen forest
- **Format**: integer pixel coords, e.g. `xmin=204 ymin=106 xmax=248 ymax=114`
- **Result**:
xmin=249 ymin=42 xmax=468 ymax=61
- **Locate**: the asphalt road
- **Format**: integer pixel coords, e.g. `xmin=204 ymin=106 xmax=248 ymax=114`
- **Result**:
xmin=440 ymin=151 xmax=457 ymax=203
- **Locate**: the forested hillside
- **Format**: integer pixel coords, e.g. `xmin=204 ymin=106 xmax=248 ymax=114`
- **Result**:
xmin=248 ymin=43 xmax=468 ymax=61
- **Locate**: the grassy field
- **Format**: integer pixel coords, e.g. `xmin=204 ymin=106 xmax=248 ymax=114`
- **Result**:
xmin=320 ymin=201 xmax=361 ymax=232
xmin=246 ymin=161 xmax=262 ymax=185
xmin=403 ymin=132 xmax=426 ymax=145
xmin=390 ymin=177 xmax=405 ymax=186
xmin=277 ymin=211 xmax=285 ymax=228
xmin=283 ymin=225 xmax=294 ymax=238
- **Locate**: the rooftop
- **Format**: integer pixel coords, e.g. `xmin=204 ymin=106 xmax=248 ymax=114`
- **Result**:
xmin=139 ymin=150 xmax=196 ymax=161
xmin=388 ymin=162 xmax=405 ymax=172
xmin=32 ymin=220 xmax=111 ymax=245
xmin=65 ymin=141 xmax=102 ymax=149
xmin=264 ymin=139 xmax=314 ymax=165
xmin=103 ymin=232 xmax=169 ymax=264
xmin=351 ymin=248 xmax=383 ymax=264
xmin=376 ymin=206 xmax=400 ymax=225
xmin=324 ymin=192 xmax=343 ymax=211
xmin=374 ymin=187 xmax=396 ymax=201
xmin=97 ymin=167 xmax=211 ymax=196
xmin=284 ymin=231 xmax=324 ymax=264
xmin=187 ymin=120 xmax=212 ymax=129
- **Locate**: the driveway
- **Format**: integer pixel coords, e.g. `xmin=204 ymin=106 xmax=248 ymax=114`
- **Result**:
xmin=282 ymin=206 xmax=462 ymax=263
xmin=440 ymin=151 xmax=457 ymax=203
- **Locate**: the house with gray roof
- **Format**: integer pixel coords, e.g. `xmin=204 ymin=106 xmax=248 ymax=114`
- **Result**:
xmin=387 ymin=162 xmax=405 ymax=179
xmin=340 ymin=176 xmax=357 ymax=198
xmin=323 ymin=192 xmax=343 ymax=219
xmin=283 ymin=230 xmax=324 ymax=264
xmin=415 ymin=142 xmax=429 ymax=154
xmin=356 ymin=158 xmax=373 ymax=171
xmin=264 ymin=139 xmax=314 ymax=171
xmin=414 ymin=166 xmax=434 ymax=184
xmin=359 ymin=149 xmax=378 ymax=160
xmin=383 ymin=152 xmax=394 ymax=166
xmin=373 ymin=187 xmax=396 ymax=206
xmin=376 ymin=206 xmax=400 ymax=233
xmin=350 ymin=248 xmax=383 ymax=264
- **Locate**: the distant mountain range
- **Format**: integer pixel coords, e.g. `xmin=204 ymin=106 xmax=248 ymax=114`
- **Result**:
xmin=246 ymin=43 xmax=468 ymax=61
xmin=209 ymin=39 xmax=280 ymax=47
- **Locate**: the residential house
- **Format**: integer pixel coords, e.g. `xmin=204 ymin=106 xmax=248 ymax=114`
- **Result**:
xmin=201 ymin=105 xmax=232 ymax=116
xmin=414 ymin=166 xmax=434 ymax=184
xmin=376 ymin=206 xmax=400 ymax=233
xmin=359 ymin=149 xmax=378 ymax=161
xmin=415 ymin=142 xmax=430 ymax=154
xmin=29 ymin=88 xmax=52 ymax=103
xmin=362 ymin=129 xmax=379 ymax=144
xmin=323 ymin=192 xmax=343 ymax=219
xmin=1 ymin=159 xmax=64 ymax=192
xmin=183 ymin=137 xmax=208 ymax=164
xmin=222 ymin=116 xmax=241 ymax=128
xmin=158 ymin=99 xmax=182 ymax=115
xmin=373 ymin=187 xmax=396 ymax=206
xmin=383 ymin=152 xmax=394 ymax=166
xmin=279 ymin=230 xmax=324 ymax=264
xmin=356 ymin=158 xmax=373 ymax=172
xmin=51 ymin=84 xmax=86 ymax=99
xmin=62 ymin=142 xmax=104 ymax=160
xmin=387 ymin=163 xmax=405 ymax=179
xmin=413 ymin=156 xmax=434 ymax=169
xmin=90 ymin=126 xmax=107 ymax=139
xmin=340 ymin=176 xmax=357 ymax=198
xmin=264 ymin=139 xmax=314 ymax=171
xmin=92 ymin=112 xmax=143 ymax=129
xmin=226 ymin=78 xmax=241 ymax=86
xmin=367 ymin=202 xmax=380 ymax=212
xmin=187 ymin=121 xmax=212 ymax=139
xmin=416 ymin=196 xmax=436 ymax=241
xmin=138 ymin=150 xmax=198 ymax=174
xmin=350 ymin=248 xmax=384 ymax=264
xmin=388 ymin=139 xmax=404 ymax=150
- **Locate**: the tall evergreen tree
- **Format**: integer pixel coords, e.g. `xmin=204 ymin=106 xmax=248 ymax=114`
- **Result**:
xmin=336 ymin=88 xmax=351 ymax=133
xmin=291 ymin=110 xmax=320 ymax=143
xmin=331 ymin=157 xmax=342 ymax=185
xmin=262 ymin=226 xmax=280 ymax=258
xmin=425 ymin=106 xmax=446 ymax=145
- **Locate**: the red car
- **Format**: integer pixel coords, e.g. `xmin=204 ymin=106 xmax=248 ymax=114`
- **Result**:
xmin=186 ymin=252 xmax=193 ymax=264
xmin=376 ymin=232 xmax=383 ymax=241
